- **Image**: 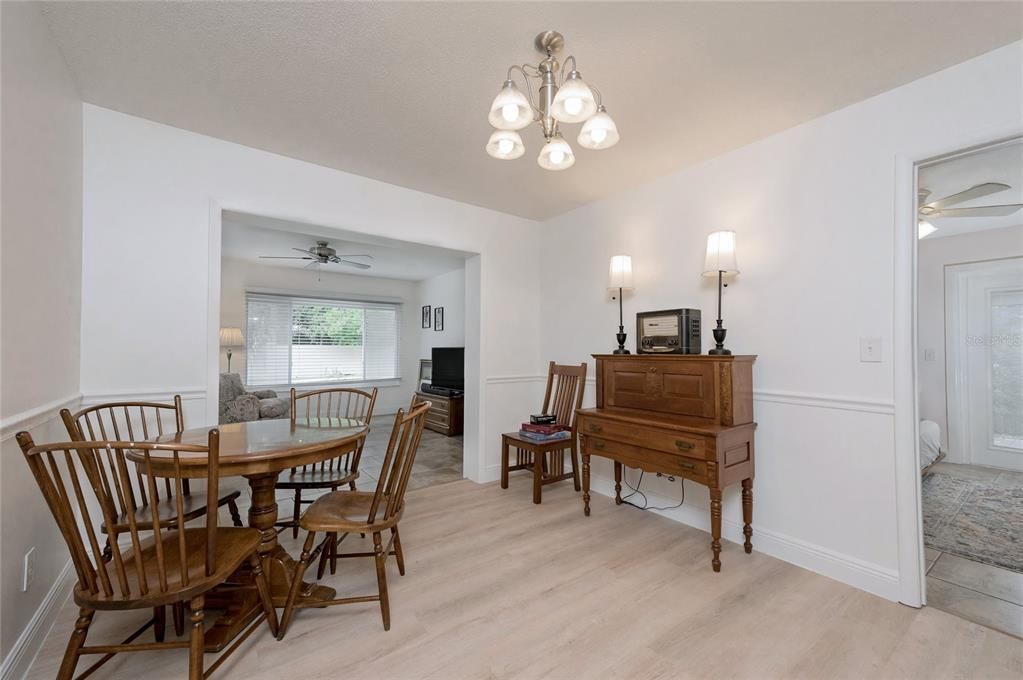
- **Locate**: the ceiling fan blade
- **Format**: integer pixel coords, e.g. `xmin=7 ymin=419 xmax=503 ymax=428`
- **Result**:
xmin=339 ymin=259 xmax=371 ymax=270
xmin=292 ymin=247 xmax=318 ymax=256
xmin=930 ymin=204 xmax=1023 ymax=219
xmin=303 ymin=260 xmax=321 ymax=270
xmin=259 ymin=256 xmax=313 ymax=260
xmin=924 ymin=182 xmax=1010 ymax=210
xmin=334 ymin=254 xmax=374 ymax=260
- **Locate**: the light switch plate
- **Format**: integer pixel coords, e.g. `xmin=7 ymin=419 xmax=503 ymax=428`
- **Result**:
xmin=860 ymin=337 xmax=882 ymax=363
xmin=923 ymin=348 xmax=936 ymax=362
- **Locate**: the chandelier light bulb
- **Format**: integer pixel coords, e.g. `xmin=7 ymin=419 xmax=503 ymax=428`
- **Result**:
xmin=488 ymin=80 xmax=532 ymax=131
xmin=537 ymin=135 xmax=575 ymax=171
xmin=577 ymin=106 xmax=620 ymax=150
xmin=485 ymin=129 xmax=525 ymax=160
xmin=551 ymin=71 xmax=597 ymax=123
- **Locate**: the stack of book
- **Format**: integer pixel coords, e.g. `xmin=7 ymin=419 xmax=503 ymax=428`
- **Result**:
xmin=518 ymin=414 xmax=571 ymax=442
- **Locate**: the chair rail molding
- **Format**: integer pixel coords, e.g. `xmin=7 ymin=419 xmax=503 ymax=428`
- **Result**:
xmin=0 ymin=393 xmax=82 ymax=442
xmin=79 ymin=387 xmax=208 ymax=406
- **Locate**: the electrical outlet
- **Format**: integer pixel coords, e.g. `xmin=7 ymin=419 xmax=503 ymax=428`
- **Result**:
xmin=860 ymin=337 xmax=882 ymax=363
xmin=23 ymin=547 xmax=35 ymax=592
xmin=923 ymin=348 xmax=937 ymax=362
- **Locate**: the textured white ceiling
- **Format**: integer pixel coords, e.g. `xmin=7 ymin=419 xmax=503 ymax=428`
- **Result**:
xmin=221 ymin=211 xmax=469 ymax=281
xmin=41 ymin=1 xmax=1023 ymax=220
xmin=918 ymin=138 xmax=1023 ymax=240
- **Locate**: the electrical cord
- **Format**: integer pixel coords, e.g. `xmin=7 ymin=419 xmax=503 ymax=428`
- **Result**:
xmin=620 ymin=468 xmax=685 ymax=512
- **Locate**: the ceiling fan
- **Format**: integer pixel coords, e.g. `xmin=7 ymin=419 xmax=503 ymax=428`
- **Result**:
xmin=259 ymin=241 xmax=373 ymax=270
xmin=917 ymin=182 xmax=1022 ymax=239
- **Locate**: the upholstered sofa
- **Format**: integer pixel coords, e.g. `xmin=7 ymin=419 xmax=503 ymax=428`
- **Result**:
xmin=219 ymin=373 xmax=290 ymax=423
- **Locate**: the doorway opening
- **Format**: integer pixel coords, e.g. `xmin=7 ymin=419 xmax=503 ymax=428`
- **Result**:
xmin=915 ymin=137 xmax=1022 ymax=637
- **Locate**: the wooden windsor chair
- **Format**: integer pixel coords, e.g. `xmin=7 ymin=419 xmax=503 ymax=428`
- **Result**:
xmin=501 ymin=361 xmax=587 ymax=503
xmin=61 ymin=397 xmax=244 ymax=639
xmin=276 ymin=401 xmax=431 ymax=637
xmin=275 ymin=387 xmax=378 ymax=539
xmin=15 ymin=430 xmax=278 ymax=680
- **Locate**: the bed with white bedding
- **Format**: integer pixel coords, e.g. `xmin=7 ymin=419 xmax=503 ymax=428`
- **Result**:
xmin=920 ymin=419 xmax=945 ymax=472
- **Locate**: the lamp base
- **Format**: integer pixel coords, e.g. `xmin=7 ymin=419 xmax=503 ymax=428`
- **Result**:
xmin=708 ymin=324 xmax=730 ymax=355
xmin=707 ymin=348 xmax=732 ymax=356
xmin=613 ymin=329 xmax=630 ymax=355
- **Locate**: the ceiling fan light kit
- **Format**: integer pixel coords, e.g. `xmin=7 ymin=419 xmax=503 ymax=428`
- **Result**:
xmin=486 ymin=30 xmax=618 ymax=170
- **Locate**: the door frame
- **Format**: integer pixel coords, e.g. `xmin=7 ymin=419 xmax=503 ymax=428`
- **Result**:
xmin=893 ymin=126 xmax=1022 ymax=608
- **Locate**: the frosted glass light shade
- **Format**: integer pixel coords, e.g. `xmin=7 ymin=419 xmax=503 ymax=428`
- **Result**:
xmin=488 ymin=81 xmax=533 ymax=131
xmin=609 ymin=255 xmax=634 ymax=289
xmin=918 ymin=220 xmax=937 ymax=239
xmin=702 ymin=231 xmax=739 ymax=275
xmin=486 ymin=130 xmax=525 ymax=160
xmin=219 ymin=327 xmax=245 ymax=348
xmin=537 ymin=135 xmax=575 ymax=171
xmin=551 ymin=72 xmax=597 ymax=123
xmin=578 ymin=107 xmax=620 ymax=150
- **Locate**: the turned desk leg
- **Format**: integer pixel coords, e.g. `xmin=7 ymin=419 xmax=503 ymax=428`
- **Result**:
xmin=614 ymin=461 xmax=622 ymax=505
xmin=583 ymin=452 xmax=591 ymax=516
xmin=500 ymin=437 xmax=509 ymax=489
xmin=710 ymin=487 xmax=722 ymax=572
xmin=742 ymin=478 xmax=753 ymax=554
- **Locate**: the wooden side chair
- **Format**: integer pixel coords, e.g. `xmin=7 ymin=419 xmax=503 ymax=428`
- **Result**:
xmin=276 ymin=387 xmax=378 ymax=538
xmin=501 ymin=361 xmax=587 ymax=504
xmin=15 ymin=430 xmax=278 ymax=680
xmin=62 ymin=398 xmax=244 ymax=639
xmin=276 ymin=401 xmax=431 ymax=637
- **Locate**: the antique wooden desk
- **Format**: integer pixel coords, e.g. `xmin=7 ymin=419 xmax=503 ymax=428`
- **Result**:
xmin=576 ymin=354 xmax=757 ymax=572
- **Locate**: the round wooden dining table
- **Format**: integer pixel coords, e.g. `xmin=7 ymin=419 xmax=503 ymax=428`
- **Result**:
xmin=130 ymin=417 xmax=368 ymax=651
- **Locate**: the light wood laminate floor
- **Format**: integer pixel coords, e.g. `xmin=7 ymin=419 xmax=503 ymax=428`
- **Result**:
xmin=28 ymin=477 xmax=1023 ymax=679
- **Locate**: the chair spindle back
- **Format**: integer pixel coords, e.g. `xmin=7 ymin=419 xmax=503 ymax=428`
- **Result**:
xmin=541 ymin=361 xmax=588 ymax=428
xmin=290 ymin=387 xmax=378 ymax=474
xmin=61 ymin=397 xmax=188 ymax=513
xmin=15 ymin=430 xmax=221 ymax=602
xmin=367 ymin=402 xmax=430 ymax=525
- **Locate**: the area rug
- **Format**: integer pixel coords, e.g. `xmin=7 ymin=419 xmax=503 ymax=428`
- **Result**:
xmin=922 ymin=471 xmax=1023 ymax=573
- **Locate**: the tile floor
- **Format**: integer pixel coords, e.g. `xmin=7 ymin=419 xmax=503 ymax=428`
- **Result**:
xmin=923 ymin=462 xmax=1022 ymax=639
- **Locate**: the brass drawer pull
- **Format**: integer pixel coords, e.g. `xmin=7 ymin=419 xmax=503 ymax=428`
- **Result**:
xmin=678 ymin=461 xmax=696 ymax=471
xmin=675 ymin=440 xmax=695 ymax=451
xmin=587 ymin=423 xmax=602 ymax=434
xmin=591 ymin=439 xmax=606 ymax=450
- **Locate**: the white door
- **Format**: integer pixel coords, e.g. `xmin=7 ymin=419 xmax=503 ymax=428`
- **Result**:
xmin=946 ymin=258 xmax=1023 ymax=471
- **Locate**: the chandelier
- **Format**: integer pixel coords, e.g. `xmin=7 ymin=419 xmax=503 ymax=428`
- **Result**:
xmin=486 ymin=30 xmax=619 ymax=171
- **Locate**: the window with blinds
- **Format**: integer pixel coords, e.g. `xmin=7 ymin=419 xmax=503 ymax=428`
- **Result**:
xmin=245 ymin=292 xmax=400 ymax=387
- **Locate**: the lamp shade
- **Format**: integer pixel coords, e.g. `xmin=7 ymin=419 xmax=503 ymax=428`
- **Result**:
xmin=577 ymin=107 xmax=619 ymax=150
xmin=219 ymin=327 xmax=245 ymax=348
xmin=702 ymin=231 xmax=739 ymax=275
xmin=488 ymin=80 xmax=533 ymax=131
xmin=485 ymin=129 xmax=525 ymax=160
xmin=537 ymin=135 xmax=575 ymax=171
xmin=608 ymin=255 xmax=634 ymax=289
xmin=551 ymin=71 xmax=598 ymax=123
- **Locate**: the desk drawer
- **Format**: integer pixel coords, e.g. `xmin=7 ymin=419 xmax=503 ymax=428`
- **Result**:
xmin=577 ymin=415 xmax=709 ymax=460
xmin=582 ymin=436 xmax=709 ymax=483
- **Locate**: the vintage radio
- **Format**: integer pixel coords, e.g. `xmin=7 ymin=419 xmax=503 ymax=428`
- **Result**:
xmin=636 ymin=308 xmax=701 ymax=354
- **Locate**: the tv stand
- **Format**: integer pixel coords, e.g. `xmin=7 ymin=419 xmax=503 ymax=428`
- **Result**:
xmin=416 ymin=389 xmax=464 ymax=436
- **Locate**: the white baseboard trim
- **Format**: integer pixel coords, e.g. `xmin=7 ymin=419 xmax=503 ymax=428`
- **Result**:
xmin=588 ymin=475 xmax=901 ymax=602
xmin=0 ymin=560 xmax=74 ymax=680
xmin=0 ymin=393 xmax=82 ymax=442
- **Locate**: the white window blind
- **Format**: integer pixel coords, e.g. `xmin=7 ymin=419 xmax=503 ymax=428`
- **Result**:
xmin=246 ymin=292 xmax=400 ymax=387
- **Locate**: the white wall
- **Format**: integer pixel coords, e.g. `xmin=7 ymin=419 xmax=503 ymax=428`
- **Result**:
xmin=0 ymin=2 xmax=82 ymax=672
xmin=220 ymin=257 xmax=421 ymax=414
xmin=537 ymin=43 xmax=1023 ymax=601
xmin=416 ymin=267 xmax=466 ymax=360
xmin=917 ymin=225 xmax=1023 ymax=459
xmin=81 ymin=105 xmax=543 ymax=485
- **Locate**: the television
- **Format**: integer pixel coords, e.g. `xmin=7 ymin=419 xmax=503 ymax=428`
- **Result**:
xmin=431 ymin=347 xmax=465 ymax=390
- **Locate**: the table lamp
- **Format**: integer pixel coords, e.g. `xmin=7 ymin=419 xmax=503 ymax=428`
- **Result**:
xmin=702 ymin=231 xmax=739 ymax=355
xmin=219 ymin=327 xmax=245 ymax=372
xmin=608 ymin=255 xmax=634 ymax=354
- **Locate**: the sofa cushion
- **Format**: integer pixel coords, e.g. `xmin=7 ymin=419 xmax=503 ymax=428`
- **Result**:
xmin=258 ymin=397 xmax=290 ymax=420
xmin=223 ymin=394 xmax=260 ymax=424
xmin=220 ymin=373 xmax=246 ymax=403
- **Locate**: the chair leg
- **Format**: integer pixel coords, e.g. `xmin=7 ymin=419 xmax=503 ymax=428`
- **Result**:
xmin=291 ymin=489 xmax=302 ymax=539
xmin=153 ymin=605 xmax=166 ymax=642
xmin=329 ymin=531 xmax=339 ymax=575
xmin=373 ymin=531 xmax=391 ymax=631
xmin=188 ymin=596 xmax=205 ymax=680
xmin=228 ymin=498 xmax=243 ymax=527
xmin=173 ymin=601 xmax=185 ymax=636
xmin=532 ymin=450 xmax=543 ymax=504
xmin=250 ymin=553 xmax=279 ymax=637
xmin=316 ymin=532 xmax=334 ymax=580
xmin=392 ymin=526 xmax=406 ymax=576
xmin=570 ymin=440 xmax=581 ymax=492
xmin=57 ymin=608 xmax=93 ymax=680
xmin=349 ymin=480 xmax=357 ymax=491
xmin=278 ymin=532 xmax=316 ymax=640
